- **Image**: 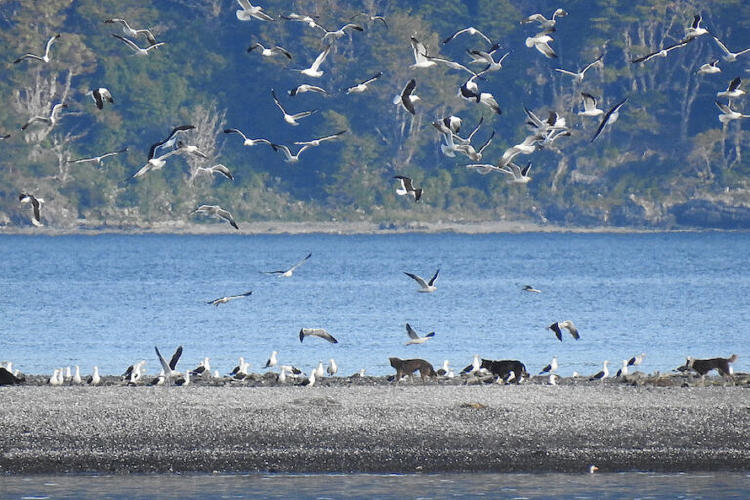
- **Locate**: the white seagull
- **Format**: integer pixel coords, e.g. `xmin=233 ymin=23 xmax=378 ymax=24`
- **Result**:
xmin=21 ymin=102 xmax=67 ymax=131
xmin=288 ymin=84 xmax=327 ymax=96
xmin=717 ymin=77 xmax=745 ymax=99
xmin=327 ymin=358 xmax=338 ymax=376
xmin=133 ymin=148 xmax=183 ymax=178
xmin=578 ymin=92 xmax=604 ymax=117
xmin=467 ymin=48 xmax=509 ymax=74
xmin=299 ymin=328 xmax=339 ymax=344
xmin=410 ymin=36 xmax=437 ymax=68
xmin=263 ymin=252 xmax=312 ymax=277
xmin=223 ymin=128 xmax=272 ymax=147
xmin=547 ymin=320 xmax=580 ymax=341
xmin=712 ymin=35 xmax=750 ymax=63
xmin=87 ymin=366 xmax=101 ymax=385
xmin=236 ymin=0 xmax=273 ymax=21
xmin=499 ymin=135 xmax=542 ymax=167
xmin=19 ymin=193 xmax=44 ymax=227
xmin=404 ymin=323 xmax=435 ymax=345
xmin=394 ymin=175 xmax=422 ymax=201
xmin=616 ymin=359 xmax=629 ymax=378
xmin=627 ymin=353 xmax=646 ymax=366
xmin=697 ymin=60 xmax=721 ymax=75
xmin=191 ymin=205 xmax=240 ymax=230
xmin=321 ymin=23 xmax=364 ymax=43
xmin=297 ymin=44 xmax=332 ymax=78
xmin=13 ymin=33 xmax=60 ymax=64
xmin=280 ymin=13 xmax=324 ymax=31
xmin=539 ymin=356 xmax=558 ymax=374
xmin=394 ymin=78 xmax=420 ymax=115
xmin=88 ymin=88 xmax=114 ymax=109
xmin=522 ymin=285 xmax=542 ymax=293
xmin=404 ymin=269 xmax=439 ymax=293
xmin=111 ymin=34 xmax=165 ymax=56
xmin=104 ymin=18 xmax=157 ymax=45
xmin=148 ymin=125 xmax=195 ymax=160
xmin=683 ymin=14 xmax=709 ymax=41
xmin=193 ymin=164 xmax=234 ymax=181
xmin=591 ymin=96 xmax=628 ymax=142
xmin=630 ymin=39 xmax=692 ymax=63
xmin=294 ymin=130 xmax=347 ymax=147
xmin=555 ymin=55 xmax=603 ymax=83
xmin=521 ymin=8 xmax=568 ymax=31
xmin=67 ymin=147 xmax=127 ymax=166
xmin=271 ymin=143 xmax=311 ymax=163
xmin=271 ymin=89 xmax=317 ymax=125
xmin=589 ymin=360 xmax=609 ymax=381
xmin=442 ymin=27 xmax=493 ymax=46
xmin=207 ymin=290 xmax=252 ymax=306
xmin=715 ymin=100 xmax=750 ymax=124
xmin=525 ymin=32 xmax=557 ymax=59
xmin=499 ymin=161 xmax=533 ymax=184
xmin=155 ymin=345 xmax=183 ymax=384
xmin=345 ymin=72 xmax=383 ymax=94
xmin=264 ymin=351 xmax=278 ymax=369
xmin=247 ymin=42 xmax=292 ymax=60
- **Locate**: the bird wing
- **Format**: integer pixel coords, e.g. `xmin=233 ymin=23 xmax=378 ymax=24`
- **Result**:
xmin=169 ymin=345 xmax=183 ymax=370
xmin=404 ymin=272 xmax=428 ymax=288
xmin=728 ymin=77 xmax=742 ymax=92
xmin=361 ymin=72 xmax=383 ymax=84
xmin=401 ymin=79 xmax=417 ymax=114
xmin=394 ymin=175 xmax=415 ymax=192
xmin=155 ymin=346 xmax=172 ymax=374
xmin=224 ymin=128 xmax=248 ymax=140
xmin=712 ymin=35 xmax=732 ymax=56
xmin=216 ymin=207 xmax=239 ymax=229
xmin=548 ymin=322 xmax=563 ymax=341
xmin=428 ymin=269 xmax=440 ymax=286
xmin=581 ymin=92 xmax=598 ymax=110
xmin=44 ymin=33 xmax=60 ymax=56
xmin=271 ymin=89 xmax=286 ymax=113
xmin=301 ymin=328 xmax=338 ymax=343
xmin=554 ymin=68 xmax=579 ymax=77
xmin=310 ymin=44 xmax=332 ymax=71
xmin=274 ymin=46 xmax=293 ymax=59
xmin=591 ymin=98 xmax=627 ymax=143
xmin=112 ymin=34 xmax=142 ymax=51
xmin=288 ymin=252 xmax=312 ymax=272
xmin=562 ymin=321 xmax=580 ymax=339
xmin=405 ymin=323 xmax=420 ymax=339
xmin=715 ymin=100 xmax=732 ymax=113
xmin=582 ymin=55 xmax=603 ymax=73
xmin=211 ymin=164 xmax=233 ymax=180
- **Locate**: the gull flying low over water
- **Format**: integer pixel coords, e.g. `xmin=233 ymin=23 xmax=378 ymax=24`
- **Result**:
xmin=271 ymin=143 xmax=311 ymax=163
xmin=715 ymin=100 xmax=750 ymax=123
xmin=288 ymin=84 xmax=327 ymax=96
xmin=13 ymin=33 xmax=60 ymax=64
xmin=522 ymin=284 xmax=542 ymax=293
xmin=271 ymin=89 xmax=317 ymax=125
xmin=104 ymin=18 xmax=157 ymax=45
xmin=294 ymin=130 xmax=347 ymax=147
xmin=263 ymin=252 xmax=312 ymax=277
xmin=630 ymin=39 xmax=692 ymax=63
xmin=578 ymin=92 xmax=604 ymax=117
xmin=717 ymin=77 xmax=745 ymax=99
xmin=21 ymin=102 xmax=67 ymax=131
xmin=207 ymin=290 xmax=252 ymax=306
xmin=296 ymin=44 xmax=332 ymax=78
xmin=394 ymin=175 xmax=422 ymax=201
xmin=345 ymin=72 xmax=383 ymax=94
xmin=67 ymin=147 xmax=128 ymax=165
xmin=404 ymin=269 xmax=439 ymax=292
xmin=223 ymin=128 xmax=271 ymax=147
xmin=191 ymin=204 xmax=239 ymax=230
xmin=697 ymin=60 xmax=721 ymax=75
xmin=591 ymin=96 xmax=628 ymax=142
xmin=405 ymin=323 xmax=435 ymax=345
xmin=395 ymin=79 xmax=420 ymax=115
xmin=555 ymin=55 xmax=603 ymax=83
xmin=248 ymin=42 xmax=292 ymax=60
xmin=442 ymin=27 xmax=493 ymax=46
xmin=87 ymin=88 xmax=114 ymax=109
xmin=712 ymin=35 xmax=750 ymax=63
xmin=299 ymin=328 xmax=339 ymax=344
xmin=111 ymin=34 xmax=165 ymax=56
xmin=19 ymin=193 xmax=44 ymax=227
xmin=236 ymin=0 xmax=273 ymax=21
xmin=522 ymin=8 xmax=567 ymax=31
xmin=193 ymin=164 xmax=234 ymax=181
xmin=155 ymin=345 xmax=183 ymax=384
xmin=548 ymin=320 xmax=580 ymax=341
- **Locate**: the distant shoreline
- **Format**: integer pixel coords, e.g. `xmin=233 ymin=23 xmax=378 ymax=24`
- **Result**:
xmin=1 ymin=379 xmax=748 ymax=474
xmin=0 ymin=220 xmax=731 ymax=236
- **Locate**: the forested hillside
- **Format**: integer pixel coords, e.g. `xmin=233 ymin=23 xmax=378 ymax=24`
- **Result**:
xmin=1 ymin=0 xmax=749 ymax=230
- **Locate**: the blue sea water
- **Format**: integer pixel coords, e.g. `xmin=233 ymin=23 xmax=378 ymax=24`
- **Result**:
xmin=0 ymin=232 xmax=747 ymax=377
xmin=1 ymin=471 xmax=748 ymax=499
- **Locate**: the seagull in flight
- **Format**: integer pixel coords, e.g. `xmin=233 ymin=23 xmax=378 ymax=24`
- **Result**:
xmin=67 ymin=147 xmax=128 ymax=165
xmin=630 ymin=39 xmax=692 ymax=63
xmin=697 ymin=60 xmax=721 ymax=75
xmin=591 ymin=96 xmax=628 ymax=142
xmin=395 ymin=79 xmax=420 ymax=115
xmin=578 ymin=92 xmax=604 ymax=117
xmin=104 ymin=18 xmax=157 ymax=45
xmin=404 ymin=269 xmax=439 ymax=292
xmin=133 ymin=148 xmax=183 ymax=177
xmin=405 ymin=323 xmax=435 ymax=345
xmin=271 ymin=89 xmax=317 ymax=125
xmin=555 ymin=55 xmax=603 ymax=83
xmin=288 ymin=84 xmax=327 ymax=96
xmin=111 ymin=34 xmax=165 ymax=56
xmin=715 ymin=100 xmax=750 ymax=124
xmin=522 ymin=284 xmax=542 ymax=293
xmin=294 ymin=130 xmax=347 ymax=147
xmin=148 ymin=125 xmax=195 ymax=160
xmin=193 ymin=164 xmax=234 ymax=181
xmin=467 ymin=48 xmax=509 ymax=74
xmin=683 ymin=14 xmax=709 ymax=41
xmin=248 ymin=42 xmax=292 ymax=60
xmin=236 ymin=0 xmax=274 ymax=21
xmin=270 ymin=143 xmax=311 ymax=163
xmin=263 ymin=252 xmax=312 ymax=277
xmin=717 ymin=77 xmax=745 ymax=99
xmin=296 ymin=44 xmax=332 ymax=78
xmin=321 ymin=23 xmax=364 ymax=43
xmin=223 ymin=128 xmax=271 ymax=147
xmin=525 ymin=32 xmax=557 ymax=58
xmin=394 ymin=175 xmax=422 ymax=201
xmin=547 ymin=320 xmax=580 ymax=341
xmin=280 ymin=13 xmax=325 ymax=31
xmin=521 ymin=8 xmax=567 ymax=31
xmin=207 ymin=290 xmax=252 ymax=306
xmin=628 ymin=353 xmax=646 ymax=366
xmin=87 ymin=88 xmax=114 ymax=109
xmin=712 ymin=35 xmax=750 ymax=63
xmin=410 ymin=36 xmax=437 ymax=68
xmin=13 ymin=33 xmax=60 ymax=64
xmin=155 ymin=345 xmax=183 ymax=384
xmin=191 ymin=204 xmax=240 ymax=230
xmin=345 ymin=72 xmax=383 ymax=94
xmin=299 ymin=328 xmax=339 ymax=344
xmin=21 ymin=102 xmax=67 ymax=131
xmin=19 ymin=193 xmax=44 ymax=227
xmin=499 ymin=162 xmax=533 ymax=184
xmin=499 ymin=134 xmax=542 ymax=167
xmin=442 ymin=27 xmax=493 ymax=46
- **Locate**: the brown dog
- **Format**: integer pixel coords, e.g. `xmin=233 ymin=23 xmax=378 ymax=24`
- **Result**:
xmin=389 ymin=357 xmax=436 ymax=381
xmin=685 ymin=354 xmax=738 ymax=377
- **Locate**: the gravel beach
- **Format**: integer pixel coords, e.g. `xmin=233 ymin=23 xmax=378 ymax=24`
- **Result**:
xmin=1 ymin=375 xmax=749 ymax=474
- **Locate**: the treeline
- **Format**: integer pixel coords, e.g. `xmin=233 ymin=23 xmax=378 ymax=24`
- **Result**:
xmin=0 ymin=0 xmax=749 ymax=229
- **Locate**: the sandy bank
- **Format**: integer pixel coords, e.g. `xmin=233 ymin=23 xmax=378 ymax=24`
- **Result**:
xmin=1 ymin=381 xmax=748 ymax=474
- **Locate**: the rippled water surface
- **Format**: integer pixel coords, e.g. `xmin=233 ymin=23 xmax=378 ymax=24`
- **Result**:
xmin=1 ymin=232 xmax=747 ymax=377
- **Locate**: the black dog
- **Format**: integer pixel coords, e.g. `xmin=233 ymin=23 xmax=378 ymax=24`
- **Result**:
xmin=462 ymin=358 xmax=529 ymax=383
xmin=683 ymin=354 xmax=737 ymax=378
xmin=0 ymin=367 xmax=24 ymax=385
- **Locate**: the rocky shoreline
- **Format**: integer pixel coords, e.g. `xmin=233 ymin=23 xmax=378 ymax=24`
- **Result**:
xmin=1 ymin=374 xmax=748 ymax=474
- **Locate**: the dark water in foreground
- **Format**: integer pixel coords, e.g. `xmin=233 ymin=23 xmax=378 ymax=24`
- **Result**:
xmin=1 ymin=472 xmax=748 ymax=499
